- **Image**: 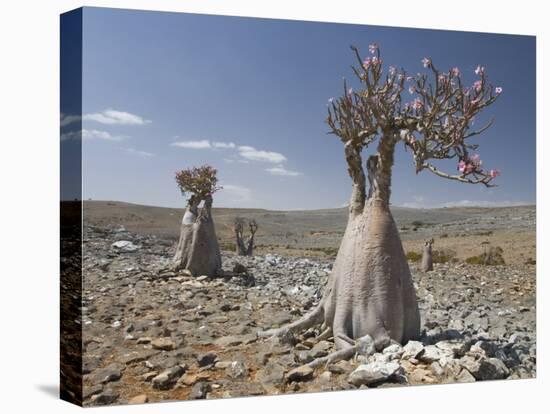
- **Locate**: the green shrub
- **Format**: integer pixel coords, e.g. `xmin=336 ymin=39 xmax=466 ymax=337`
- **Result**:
xmin=432 ymin=249 xmax=457 ymax=263
xmin=406 ymin=251 xmax=422 ymax=262
xmin=466 ymin=246 xmax=505 ymax=265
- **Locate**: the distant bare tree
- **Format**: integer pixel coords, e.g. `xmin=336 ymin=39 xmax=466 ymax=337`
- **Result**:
xmin=246 ymin=219 xmax=258 ymax=256
xmin=234 ymin=217 xmax=247 ymax=256
xmin=234 ymin=218 xmax=259 ymax=256
xmin=421 ymin=238 xmax=434 ymax=272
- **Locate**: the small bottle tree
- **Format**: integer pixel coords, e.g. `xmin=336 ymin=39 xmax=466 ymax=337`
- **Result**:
xmin=172 ymin=165 xmax=222 ymax=277
xmin=260 ymin=44 xmax=502 ymax=354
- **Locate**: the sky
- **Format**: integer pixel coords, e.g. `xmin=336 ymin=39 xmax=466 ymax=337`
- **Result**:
xmin=62 ymin=7 xmax=536 ymax=210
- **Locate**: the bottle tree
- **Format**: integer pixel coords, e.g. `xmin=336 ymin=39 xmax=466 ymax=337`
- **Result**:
xmin=172 ymin=165 xmax=222 ymax=277
xmin=260 ymin=44 xmax=502 ymax=353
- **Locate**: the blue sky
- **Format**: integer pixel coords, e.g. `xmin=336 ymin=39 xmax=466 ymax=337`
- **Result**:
xmin=65 ymin=7 xmax=535 ymax=210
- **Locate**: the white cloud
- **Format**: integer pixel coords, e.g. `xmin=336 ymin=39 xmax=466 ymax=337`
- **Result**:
xmin=400 ymin=199 xmax=530 ymax=209
xmin=125 ymin=148 xmax=155 ymax=157
xmin=60 ymin=109 xmax=151 ymax=126
xmin=83 ymin=109 xmax=151 ymax=125
xmin=171 ymin=140 xmax=212 ymax=149
xmin=213 ymin=141 xmax=236 ymax=149
xmin=60 ymin=129 xmax=128 ymax=141
xmin=170 ymin=140 xmax=285 ymax=163
xmin=238 ymin=145 xmax=287 ymax=163
xmin=265 ymin=165 xmax=302 ymax=177
xmin=219 ymin=184 xmax=252 ymax=202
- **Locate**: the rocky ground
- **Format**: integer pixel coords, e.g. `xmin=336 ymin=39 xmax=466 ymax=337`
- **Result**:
xmin=79 ymin=224 xmax=536 ymax=406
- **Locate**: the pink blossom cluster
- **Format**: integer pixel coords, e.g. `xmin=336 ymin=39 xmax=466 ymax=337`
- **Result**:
xmin=457 ymin=154 xmax=483 ymax=174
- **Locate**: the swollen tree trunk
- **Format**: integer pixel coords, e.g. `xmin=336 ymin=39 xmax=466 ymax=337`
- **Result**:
xmin=260 ymin=135 xmax=420 ymax=349
xmin=172 ymin=196 xmax=222 ymax=277
xmin=421 ymin=239 xmax=434 ymax=272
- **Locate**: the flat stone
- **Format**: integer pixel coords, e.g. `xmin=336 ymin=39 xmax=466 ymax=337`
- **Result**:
xmin=309 ymin=340 xmax=332 ymax=358
xmin=128 ymin=394 xmax=148 ymax=404
xmin=348 ymin=361 xmax=402 ymax=386
xmin=460 ymin=355 xmax=510 ymax=381
xmin=90 ymin=364 xmax=123 ymax=384
xmin=152 ymin=365 xmax=185 ymax=390
xmin=214 ymin=335 xmax=244 ymax=347
xmin=197 ymin=352 xmax=217 ymax=367
xmin=91 ymin=389 xmax=119 ymax=405
xmin=151 ymin=337 xmax=176 ymax=351
xmin=256 ymin=362 xmax=286 ymax=392
xmin=111 ymin=240 xmax=139 ymax=252
xmin=190 ymin=382 xmax=211 ymax=399
xmin=286 ymin=365 xmax=314 ymax=382
xmin=119 ymin=349 xmax=157 ymax=365
xmin=83 ymin=384 xmax=103 ymax=400
xmin=419 ymin=345 xmax=444 ymax=363
xmin=402 ymin=341 xmax=424 ymax=360
xmin=455 ymin=368 xmax=476 ymax=383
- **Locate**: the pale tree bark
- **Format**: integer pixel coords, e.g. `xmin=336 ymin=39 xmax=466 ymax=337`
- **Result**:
xmin=259 ymin=134 xmax=421 ymax=352
xmin=172 ymin=196 xmax=222 ymax=277
xmin=234 ymin=218 xmax=247 ymax=256
xmin=420 ymin=239 xmax=434 ymax=272
xmin=246 ymin=220 xmax=258 ymax=256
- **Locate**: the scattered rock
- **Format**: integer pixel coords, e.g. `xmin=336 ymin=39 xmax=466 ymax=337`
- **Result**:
xmin=402 ymin=341 xmax=424 ymax=360
xmin=460 ymin=355 xmax=510 ymax=380
xmin=128 ymin=394 xmax=148 ymax=404
xmin=226 ymin=360 xmax=248 ymax=379
xmin=190 ymin=382 xmax=211 ymax=399
xmin=152 ymin=366 xmax=185 ymax=390
xmin=111 ymin=240 xmax=139 ymax=252
xmin=90 ymin=364 xmax=123 ymax=385
xmin=151 ymin=338 xmax=176 ymax=351
xmin=197 ymin=352 xmax=218 ymax=367
xmin=286 ymin=365 xmax=314 ymax=382
xmin=91 ymin=389 xmax=119 ymax=405
xmin=348 ymin=361 xmax=402 ymax=386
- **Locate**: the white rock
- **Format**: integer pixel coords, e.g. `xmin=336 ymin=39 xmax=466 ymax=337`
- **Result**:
xmin=348 ymin=361 xmax=402 ymax=386
xmin=402 ymin=340 xmax=425 ymax=359
xmin=111 ymin=240 xmax=140 ymax=252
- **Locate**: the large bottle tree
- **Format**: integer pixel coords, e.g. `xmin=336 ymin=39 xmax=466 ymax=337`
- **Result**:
xmin=172 ymin=165 xmax=222 ymax=277
xmin=260 ymin=44 xmax=502 ymax=353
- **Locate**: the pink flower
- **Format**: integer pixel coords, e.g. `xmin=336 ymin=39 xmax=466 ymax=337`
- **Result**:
xmin=495 ymin=86 xmax=503 ymax=94
xmin=458 ymin=160 xmax=467 ymax=173
xmin=473 ymin=80 xmax=482 ymax=92
xmin=422 ymin=57 xmax=431 ymax=68
xmin=489 ymin=169 xmax=501 ymax=178
xmin=408 ymin=86 xmax=415 ymax=94
xmin=372 ymin=56 xmax=381 ymax=65
xmin=412 ymin=98 xmax=423 ymax=110
xmin=451 ymin=67 xmax=460 ymax=76
xmin=348 ymin=88 xmax=353 ymax=96
xmin=388 ymin=66 xmax=396 ymax=75
xmin=474 ymin=65 xmax=485 ymax=75
xmin=406 ymin=76 xmax=414 ymax=82
xmin=408 ymin=135 xmax=416 ymax=144
xmin=363 ymin=57 xmax=372 ymax=68
xmin=438 ymin=74 xmax=447 ymax=83
xmin=368 ymin=43 xmax=378 ymax=54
